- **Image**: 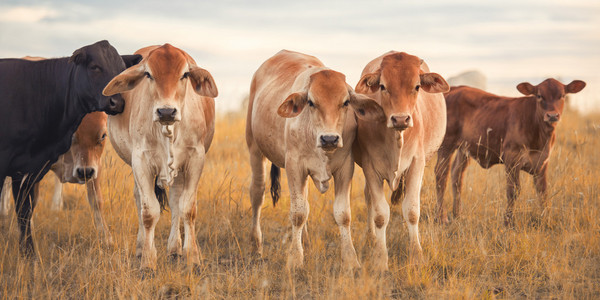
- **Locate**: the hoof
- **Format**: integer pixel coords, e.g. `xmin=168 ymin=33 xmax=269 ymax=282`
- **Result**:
xmin=168 ymin=253 xmax=182 ymax=264
xmin=192 ymin=263 xmax=204 ymax=276
xmin=140 ymin=268 xmax=155 ymax=280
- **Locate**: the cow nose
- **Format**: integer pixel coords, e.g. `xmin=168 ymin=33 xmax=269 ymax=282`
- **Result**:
xmin=390 ymin=114 xmax=412 ymax=130
xmin=545 ymin=112 xmax=560 ymax=123
xmin=156 ymin=108 xmax=177 ymax=123
xmin=320 ymin=135 xmax=340 ymax=148
xmin=106 ymin=96 xmax=125 ymax=115
xmin=76 ymin=167 xmax=95 ymax=180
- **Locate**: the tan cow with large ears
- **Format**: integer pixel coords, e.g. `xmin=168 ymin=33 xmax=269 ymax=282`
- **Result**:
xmin=247 ymin=50 xmax=384 ymax=271
xmin=353 ymin=51 xmax=449 ymax=270
xmin=103 ymin=44 xmax=217 ymax=276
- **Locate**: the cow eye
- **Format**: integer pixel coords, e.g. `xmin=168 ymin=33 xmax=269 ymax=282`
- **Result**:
xmin=307 ymin=100 xmax=314 ymax=107
xmin=101 ymin=133 xmax=107 ymax=141
xmin=90 ymin=65 xmax=102 ymax=72
xmin=343 ymin=100 xmax=350 ymax=107
xmin=416 ymin=85 xmax=420 ymax=92
xmin=181 ymin=72 xmax=190 ymax=80
xmin=380 ymin=84 xmax=386 ymax=91
xmin=144 ymin=72 xmax=153 ymax=80
xmin=536 ymin=94 xmax=543 ymax=100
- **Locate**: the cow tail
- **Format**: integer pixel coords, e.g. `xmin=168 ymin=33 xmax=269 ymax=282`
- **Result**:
xmin=270 ymin=164 xmax=281 ymax=207
xmin=391 ymin=174 xmax=405 ymax=205
xmin=154 ymin=176 xmax=168 ymax=212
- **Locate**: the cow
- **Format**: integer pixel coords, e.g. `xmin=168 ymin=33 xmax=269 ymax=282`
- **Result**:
xmin=0 ymin=112 xmax=112 ymax=244
xmin=353 ymin=51 xmax=449 ymax=270
xmin=102 ymin=44 xmax=218 ymax=275
xmin=434 ymin=79 xmax=586 ymax=226
xmin=0 ymin=40 xmax=141 ymax=256
xmin=246 ymin=50 xmax=384 ymax=270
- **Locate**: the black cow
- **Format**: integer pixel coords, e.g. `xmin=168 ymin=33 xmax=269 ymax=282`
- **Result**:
xmin=0 ymin=40 xmax=142 ymax=256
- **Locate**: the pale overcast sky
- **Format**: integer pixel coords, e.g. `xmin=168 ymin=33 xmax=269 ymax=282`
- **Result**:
xmin=1 ymin=0 xmax=598 ymax=113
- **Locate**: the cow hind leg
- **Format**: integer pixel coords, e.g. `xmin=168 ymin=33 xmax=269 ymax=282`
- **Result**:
xmin=450 ymin=150 xmax=470 ymax=220
xmin=248 ymin=144 xmax=268 ymax=257
xmin=434 ymin=150 xmax=453 ymax=224
xmin=12 ymin=176 xmax=38 ymax=258
xmin=504 ymin=166 xmax=521 ymax=227
xmin=167 ymin=179 xmax=183 ymax=261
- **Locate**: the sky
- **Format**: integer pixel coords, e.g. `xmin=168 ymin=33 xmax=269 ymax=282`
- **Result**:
xmin=1 ymin=0 xmax=599 ymax=114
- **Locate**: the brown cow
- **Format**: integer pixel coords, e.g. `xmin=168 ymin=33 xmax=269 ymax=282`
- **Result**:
xmin=0 ymin=112 xmax=112 ymax=244
xmin=354 ymin=51 xmax=449 ymax=270
xmin=435 ymin=79 xmax=586 ymax=226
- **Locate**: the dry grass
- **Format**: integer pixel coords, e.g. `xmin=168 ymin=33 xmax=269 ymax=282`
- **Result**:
xmin=1 ymin=109 xmax=599 ymax=299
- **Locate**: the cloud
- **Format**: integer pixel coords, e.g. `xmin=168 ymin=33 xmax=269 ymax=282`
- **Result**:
xmin=0 ymin=6 xmax=58 ymax=23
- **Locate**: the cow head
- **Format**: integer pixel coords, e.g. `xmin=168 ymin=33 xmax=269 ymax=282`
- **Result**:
xmin=68 ymin=112 xmax=108 ymax=183
xmin=277 ymin=69 xmax=383 ymax=152
xmin=69 ymin=40 xmax=142 ymax=115
xmin=102 ymin=44 xmax=218 ymax=126
xmin=356 ymin=52 xmax=449 ymax=131
xmin=517 ymin=78 xmax=586 ymax=125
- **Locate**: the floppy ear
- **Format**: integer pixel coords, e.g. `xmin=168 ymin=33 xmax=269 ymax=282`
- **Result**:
xmin=420 ymin=72 xmax=450 ymax=93
xmin=565 ymin=80 xmax=586 ymax=94
xmin=277 ymin=92 xmax=308 ymax=118
xmin=69 ymin=48 xmax=88 ymax=65
xmin=121 ymin=54 xmax=143 ymax=68
xmin=355 ymin=71 xmax=381 ymax=94
xmin=102 ymin=65 xmax=145 ymax=96
xmin=516 ymin=82 xmax=536 ymax=96
xmin=189 ymin=66 xmax=218 ymax=98
xmin=349 ymin=92 xmax=385 ymax=122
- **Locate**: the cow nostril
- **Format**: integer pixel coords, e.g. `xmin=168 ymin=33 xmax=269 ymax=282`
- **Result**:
xmin=109 ymin=97 xmax=117 ymax=108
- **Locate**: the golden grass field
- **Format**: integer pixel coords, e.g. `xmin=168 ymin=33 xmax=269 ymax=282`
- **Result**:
xmin=1 ymin=109 xmax=599 ymax=299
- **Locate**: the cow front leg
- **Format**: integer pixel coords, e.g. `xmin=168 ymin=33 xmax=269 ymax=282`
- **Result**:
xmin=50 ymin=173 xmax=64 ymax=211
xmin=85 ymin=174 xmax=113 ymax=246
xmin=534 ymin=165 xmax=548 ymax=212
xmin=132 ymin=156 xmax=161 ymax=273
xmin=167 ymin=179 xmax=183 ymax=261
xmin=285 ymin=162 xmax=309 ymax=270
xmin=504 ymin=166 xmax=521 ymax=227
xmin=333 ymin=159 xmax=360 ymax=271
xmin=363 ymin=164 xmax=389 ymax=271
xmin=1 ymin=177 xmax=12 ymax=216
xmin=403 ymin=156 xmax=426 ymax=264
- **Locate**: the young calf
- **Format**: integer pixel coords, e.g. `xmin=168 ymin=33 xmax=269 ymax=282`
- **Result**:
xmin=435 ymin=79 xmax=586 ymax=226
xmin=353 ymin=51 xmax=449 ymax=270
xmin=0 ymin=112 xmax=112 ymax=244
xmin=246 ymin=50 xmax=384 ymax=270
xmin=103 ymin=44 xmax=217 ymax=275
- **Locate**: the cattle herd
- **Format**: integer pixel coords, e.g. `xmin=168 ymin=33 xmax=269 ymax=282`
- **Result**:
xmin=0 ymin=41 xmax=586 ymax=276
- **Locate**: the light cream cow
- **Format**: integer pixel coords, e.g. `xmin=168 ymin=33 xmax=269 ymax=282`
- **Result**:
xmin=246 ymin=50 xmax=384 ymax=270
xmin=353 ymin=51 xmax=449 ymax=270
xmin=103 ymin=44 xmax=217 ymax=274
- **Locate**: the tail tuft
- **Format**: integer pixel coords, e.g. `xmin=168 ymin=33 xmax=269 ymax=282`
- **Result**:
xmin=154 ymin=177 xmax=168 ymax=212
xmin=270 ymin=164 xmax=281 ymax=206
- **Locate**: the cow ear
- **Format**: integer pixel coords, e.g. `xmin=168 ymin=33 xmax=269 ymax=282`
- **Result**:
xmin=69 ymin=48 xmax=88 ymax=65
xmin=121 ymin=54 xmax=143 ymax=68
xmin=189 ymin=66 xmax=218 ymax=98
xmin=355 ymin=71 xmax=381 ymax=94
xmin=565 ymin=80 xmax=586 ymax=94
xmin=102 ymin=65 xmax=145 ymax=96
xmin=277 ymin=92 xmax=308 ymax=118
xmin=516 ymin=82 xmax=536 ymax=95
xmin=349 ymin=92 xmax=385 ymax=122
xmin=420 ymin=73 xmax=450 ymax=93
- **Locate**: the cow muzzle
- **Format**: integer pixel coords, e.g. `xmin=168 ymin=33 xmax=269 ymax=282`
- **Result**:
xmin=388 ymin=113 xmax=413 ymax=131
xmin=155 ymin=106 xmax=179 ymax=125
xmin=544 ymin=112 xmax=560 ymax=124
xmin=104 ymin=95 xmax=125 ymax=115
xmin=74 ymin=167 xmax=96 ymax=181
xmin=318 ymin=134 xmax=342 ymax=152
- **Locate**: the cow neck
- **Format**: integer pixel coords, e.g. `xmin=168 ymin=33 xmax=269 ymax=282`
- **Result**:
xmin=54 ymin=59 xmax=90 ymax=137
